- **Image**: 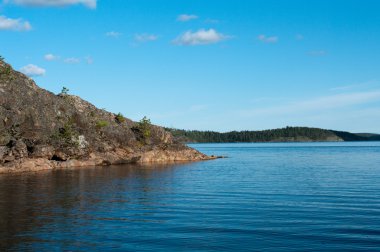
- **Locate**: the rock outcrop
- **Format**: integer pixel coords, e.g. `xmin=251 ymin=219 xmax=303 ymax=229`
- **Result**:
xmin=0 ymin=60 xmax=213 ymax=173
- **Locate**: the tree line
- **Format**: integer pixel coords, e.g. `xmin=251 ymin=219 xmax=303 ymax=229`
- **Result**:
xmin=166 ymin=126 xmax=378 ymax=143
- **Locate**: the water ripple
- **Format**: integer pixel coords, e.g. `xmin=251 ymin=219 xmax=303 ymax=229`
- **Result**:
xmin=1 ymin=142 xmax=380 ymax=251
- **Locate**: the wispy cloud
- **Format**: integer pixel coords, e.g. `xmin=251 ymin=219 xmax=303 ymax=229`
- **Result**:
xmin=258 ymin=34 xmax=278 ymax=43
xmin=134 ymin=33 xmax=158 ymax=43
xmin=174 ymin=29 xmax=229 ymax=46
xmin=44 ymin=53 xmax=59 ymax=61
xmin=105 ymin=31 xmax=122 ymax=38
xmin=177 ymin=14 xmax=198 ymax=22
xmin=330 ymin=80 xmax=378 ymax=92
xmin=64 ymin=57 xmax=80 ymax=64
xmin=4 ymin=0 xmax=97 ymax=9
xmin=20 ymin=64 xmax=46 ymax=77
xmin=0 ymin=15 xmax=31 ymax=31
xmin=45 ymin=54 xmax=92 ymax=64
xmin=240 ymin=90 xmax=380 ymax=117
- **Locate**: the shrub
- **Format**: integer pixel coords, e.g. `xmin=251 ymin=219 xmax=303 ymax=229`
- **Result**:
xmin=51 ymin=121 xmax=78 ymax=147
xmin=131 ymin=116 xmax=152 ymax=145
xmin=115 ymin=113 xmax=126 ymax=123
xmin=138 ymin=116 xmax=151 ymax=138
xmin=3 ymin=65 xmax=11 ymax=75
xmin=0 ymin=62 xmax=13 ymax=80
xmin=96 ymin=120 xmax=109 ymax=130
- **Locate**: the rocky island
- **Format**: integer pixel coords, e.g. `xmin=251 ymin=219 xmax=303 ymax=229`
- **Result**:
xmin=0 ymin=60 xmax=213 ymax=174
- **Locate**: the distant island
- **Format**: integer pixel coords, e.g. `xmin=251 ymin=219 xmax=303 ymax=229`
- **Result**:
xmin=166 ymin=127 xmax=380 ymax=143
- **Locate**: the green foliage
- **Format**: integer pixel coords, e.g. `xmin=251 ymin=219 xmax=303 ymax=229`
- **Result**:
xmin=88 ymin=111 xmax=96 ymax=117
xmin=166 ymin=126 xmax=344 ymax=143
xmin=138 ymin=116 xmax=151 ymax=138
xmin=96 ymin=120 xmax=109 ymax=130
xmin=60 ymin=123 xmax=76 ymax=141
xmin=3 ymin=65 xmax=11 ymax=75
xmin=51 ymin=121 xmax=78 ymax=147
xmin=115 ymin=113 xmax=126 ymax=123
xmin=0 ymin=63 xmax=13 ymax=80
xmin=0 ymin=56 xmax=12 ymax=80
xmin=61 ymin=87 xmax=69 ymax=95
xmin=131 ymin=116 xmax=152 ymax=145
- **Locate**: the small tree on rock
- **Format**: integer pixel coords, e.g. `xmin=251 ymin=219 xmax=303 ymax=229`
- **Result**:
xmin=138 ymin=116 xmax=151 ymax=138
xmin=61 ymin=87 xmax=69 ymax=95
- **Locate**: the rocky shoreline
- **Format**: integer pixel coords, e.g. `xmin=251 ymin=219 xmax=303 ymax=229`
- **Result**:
xmin=0 ymin=148 xmax=216 ymax=174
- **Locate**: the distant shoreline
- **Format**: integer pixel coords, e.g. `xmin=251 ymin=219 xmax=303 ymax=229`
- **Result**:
xmin=187 ymin=140 xmax=380 ymax=144
xmin=166 ymin=126 xmax=380 ymax=143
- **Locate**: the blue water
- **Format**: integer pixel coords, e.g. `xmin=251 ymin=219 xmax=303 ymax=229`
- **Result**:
xmin=1 ymin=142 xmax=380 ymax=251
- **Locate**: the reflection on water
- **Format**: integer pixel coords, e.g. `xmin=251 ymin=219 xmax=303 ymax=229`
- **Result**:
xmin=0 ymin=163 xmax=184 ymax=250
xmin=1 ymin=142 xmax=380 ymax=251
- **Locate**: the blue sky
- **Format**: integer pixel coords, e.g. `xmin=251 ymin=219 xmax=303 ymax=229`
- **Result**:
xmin=1 ymin=0 xmax=380 ymax=133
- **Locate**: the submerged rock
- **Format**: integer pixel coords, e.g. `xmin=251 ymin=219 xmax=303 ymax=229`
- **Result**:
xmin=0 ymin=60 xmax=213 ymax=173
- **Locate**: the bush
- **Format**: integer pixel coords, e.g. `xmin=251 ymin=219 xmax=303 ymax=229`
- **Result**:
xmin=0 ymin=60 xmax=13 ymax=80
xmin=115 ymin=113 xmax=126 ymax=123
xmin=51 ymin=122 xmax=78 ymax=147
xmin=138 ymin=116 xmax=151 ymax=138
xmin=96 ymin=120 xmax=109 ymax=130
xmin=131 ymin=116 xmax=152 ymax=145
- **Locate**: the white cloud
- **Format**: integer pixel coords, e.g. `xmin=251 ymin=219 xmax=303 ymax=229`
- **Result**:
xmin=105 ymin=31 xmax=122 ymax=38
xmin=64 ymin=57 xmax=80 ymax=64
xmin=177 ymin=14 xmax=198 ymax=22
xmin=134 ymin=33 xmax=158 ymax=42
xmin=4 ymin=0 xmax=96 ymax=8
xmin=0 ymin=15 xmax=31 ymax=31
xmin=20 ymin=64 xmax=46 ymax=77
xmin=258 ymin=34 xmax=278 ymax=43
xmin=44 ymin=53 xmax=59 ymax=61
xmin=240 ymin=90 xmax=380 ymax=117
xmin=174 ymin=29 xmax=229 ymax=46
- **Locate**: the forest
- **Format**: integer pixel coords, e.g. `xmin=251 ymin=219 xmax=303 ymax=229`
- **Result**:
xmin=166 ymin=126 xmax=380 ymax=143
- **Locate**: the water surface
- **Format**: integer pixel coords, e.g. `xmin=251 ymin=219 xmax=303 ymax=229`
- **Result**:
xmin=1 ymin=142 xmax=380 ymax=251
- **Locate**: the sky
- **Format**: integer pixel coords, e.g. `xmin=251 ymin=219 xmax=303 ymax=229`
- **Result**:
xmin=1 ymin=0 xmax=380 ymax=133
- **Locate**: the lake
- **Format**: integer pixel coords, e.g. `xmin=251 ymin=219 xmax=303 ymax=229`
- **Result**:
xmin=1 ymin=142 xmax=380 ymax=251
